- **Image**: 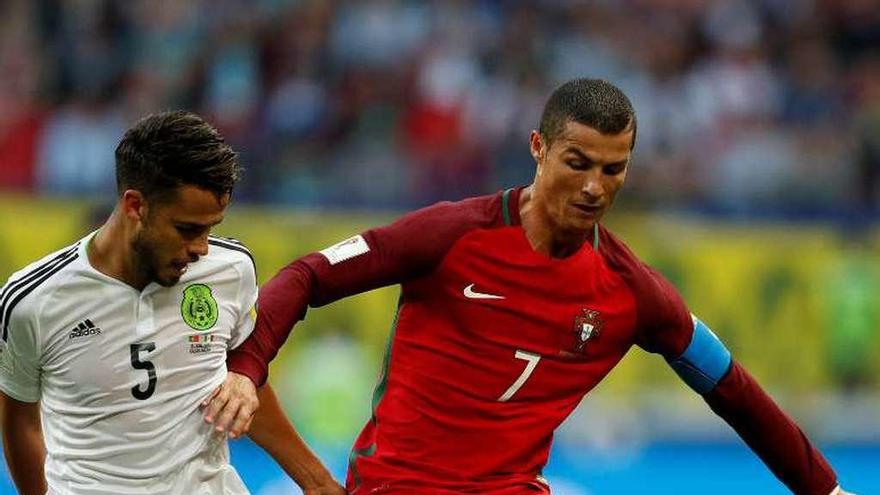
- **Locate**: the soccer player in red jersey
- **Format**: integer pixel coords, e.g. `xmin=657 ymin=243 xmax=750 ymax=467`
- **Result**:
xmin=206 ymin=79 xmax=854 ymax=495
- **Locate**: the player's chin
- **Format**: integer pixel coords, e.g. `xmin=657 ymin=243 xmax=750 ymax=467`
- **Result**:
xmin=157 ymin=263 xmax=189 ymax=286
xmin=156 ymin=275 xmax=181 ymax=287
xmin=566 ymin=215 xmax=598 ymax=233
xmin=567 ymin=205 xmax=603 ymax=228
xmin=156 ymin=269 xmax=184 ymax=287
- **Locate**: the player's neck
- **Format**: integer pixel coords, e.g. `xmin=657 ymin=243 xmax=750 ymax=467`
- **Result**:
xmin=519 ymin=186 xmax=588 ymax=258
xmin=89 ymin=210 xmax=151 ymax=291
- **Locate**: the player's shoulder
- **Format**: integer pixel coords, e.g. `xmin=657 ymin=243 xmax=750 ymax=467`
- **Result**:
xmin=393 ymin=190 xmax=507 ymax=232
xmin=595 ymin=225 xmax=648 ymax=275
xmin=364 ymin=190 xmax=509 ymax=260
xmin=597 ymin=225 xmax=691 ymax=352
xmin=1 ymin=238 xmax=84 ymax=330
xmin=205 ymin=235 xmax=257 ymax=275
xmin=595 ymin=224 xmax=683 ymax=310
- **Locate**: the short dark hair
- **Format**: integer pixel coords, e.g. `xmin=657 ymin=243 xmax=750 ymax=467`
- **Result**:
xmin=115 ymin=110 xmax=240 ymax=202
xmin=538 ymin=78 xmax=637 ymax=148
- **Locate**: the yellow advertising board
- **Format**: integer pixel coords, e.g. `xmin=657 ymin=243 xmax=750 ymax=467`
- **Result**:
xmin=1 ymin=195 xmax=877 ymax=400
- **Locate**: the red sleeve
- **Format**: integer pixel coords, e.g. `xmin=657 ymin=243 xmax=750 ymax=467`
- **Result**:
xmin=596 ymin=226 xmax=693 ymax=357
xmin=225 ymin=259 xmax=315 ymax=385
xmin=631 ymin=265 xmax=693 ymax=357
xmin=636 ymin=272 xmax=838 ymax=493
xmin=600 ymin=227 xmax=837 ymax=494
xmin=706 ymin=362 xmax=838 ymax=495
xmin=227 ymin=196 xmax=502 ymax=385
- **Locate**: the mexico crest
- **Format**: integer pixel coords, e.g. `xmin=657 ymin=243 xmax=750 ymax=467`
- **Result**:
xmin=181 ymin=284 xmax=218 ymax=331
xmin=572 ymin=309 xmax=602 ymax=352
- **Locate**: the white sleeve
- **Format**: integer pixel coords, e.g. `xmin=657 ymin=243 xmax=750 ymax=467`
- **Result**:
xmin=228 ymin=259 xmax=258 ymax=350
xmin=0 ymin=297 xmax=41 ymax=403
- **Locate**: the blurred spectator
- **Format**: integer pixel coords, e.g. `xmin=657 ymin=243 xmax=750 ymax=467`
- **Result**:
xmin=35 ymin=101 xmax=124 ymax=195
xmin=0 ymin=0 xmax=43 ymax=191
xmin=853 ymin=56 xmax=880 ymax=213
xmin=0 ymin=0 xmax=876 ymax=218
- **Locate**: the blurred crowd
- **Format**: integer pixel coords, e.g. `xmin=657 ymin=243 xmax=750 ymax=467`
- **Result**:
xmin=0 ymin=0 xmax=878 ymax=217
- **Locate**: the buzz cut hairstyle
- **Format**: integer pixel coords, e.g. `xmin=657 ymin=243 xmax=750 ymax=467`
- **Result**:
xmin=115 ymin=110 xmax=241 ymax=203
xmin=538 ymin=78 xmax=637 ymax=149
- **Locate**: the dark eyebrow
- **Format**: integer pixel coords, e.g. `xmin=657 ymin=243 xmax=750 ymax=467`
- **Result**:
xmin=562 ymin=147 xmax=594 ymax=164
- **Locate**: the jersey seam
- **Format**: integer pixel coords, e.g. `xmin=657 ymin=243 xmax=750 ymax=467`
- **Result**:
xmin=207 ymin=237 xmax=256 ymax=274
xmin=34 ymin=261 xmax=81 ymax=365
xmin=420 ymin=223 xmax=516 ymax=286
xmin=0 ymin=377 xmax=39 ymax=402
xmin=595 ymin=251 xmax=646 ymax=350
xmin=404 ymin=195 xmax=509 ymax=286
xmin=229 ymin=259 xmax=250 ymax=350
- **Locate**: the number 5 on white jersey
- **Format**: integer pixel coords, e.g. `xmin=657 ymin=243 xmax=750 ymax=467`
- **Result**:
xmin=498 ymin=350 xmax=541 ymax=402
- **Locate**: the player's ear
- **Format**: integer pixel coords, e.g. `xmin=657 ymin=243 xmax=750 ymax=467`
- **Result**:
xmin=529 ymin=130 xmax=545 ymax=176
xmin=529 ymin=130 xmax=544 ymax=163
xmin=121 ymin=189 xmax=148 ymax=224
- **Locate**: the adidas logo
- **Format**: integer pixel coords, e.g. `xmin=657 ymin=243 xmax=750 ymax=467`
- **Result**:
xmin=68 ymin=319 xmax=101 ymax=340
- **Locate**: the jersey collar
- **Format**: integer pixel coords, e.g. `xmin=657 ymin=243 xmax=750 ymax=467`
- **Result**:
xmin=501 ymin=186 xmax=600 ymax=250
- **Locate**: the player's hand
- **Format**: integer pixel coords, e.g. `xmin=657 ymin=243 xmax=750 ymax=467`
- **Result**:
xmin=201 ymin=371 xmax=259 ymax=438
xmin=303 ymin=480 xmax=346 ymax=495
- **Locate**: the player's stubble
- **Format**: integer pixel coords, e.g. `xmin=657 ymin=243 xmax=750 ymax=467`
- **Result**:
xmin=131 ymin=220 xmax=179 ymax=288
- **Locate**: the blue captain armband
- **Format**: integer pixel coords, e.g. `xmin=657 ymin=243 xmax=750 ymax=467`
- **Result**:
xmin=667 ymin=316 xmax=732 ymax=394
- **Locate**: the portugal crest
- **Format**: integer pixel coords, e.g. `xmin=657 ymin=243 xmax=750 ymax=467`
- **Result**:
xmin=572 ymin=309 xmax=602 ymax=353
xmin=181 ymin=284 xmax=218 ymax=331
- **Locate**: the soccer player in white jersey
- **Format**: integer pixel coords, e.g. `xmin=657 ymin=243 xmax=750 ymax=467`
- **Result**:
xmin=0 ymin=111 xmax=344 ymax=495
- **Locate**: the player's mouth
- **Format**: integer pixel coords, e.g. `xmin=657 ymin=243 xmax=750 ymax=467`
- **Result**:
xmin=572 ymin=203 xmax=603 ymax=217
xmin=171 ymin=261 xmax=189 ymax=276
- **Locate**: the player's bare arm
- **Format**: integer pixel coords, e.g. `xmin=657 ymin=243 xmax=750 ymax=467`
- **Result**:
xmin=1 ymin=392 xmax=47 ymax=495
xmin=248 ymin=384 xmax=344 ymax=495
xmin=202 ymin=370 xmax=259 ymax=438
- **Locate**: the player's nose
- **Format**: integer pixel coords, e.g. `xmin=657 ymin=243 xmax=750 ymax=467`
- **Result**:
xmin=581 ymin=171 xmax=604 ymax=201
xmin=190 ymin=235 xmax=209 ymax=259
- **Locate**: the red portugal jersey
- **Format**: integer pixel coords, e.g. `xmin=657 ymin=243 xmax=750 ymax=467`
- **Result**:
xmin=229 ymin=188 xmax=837 ymax=495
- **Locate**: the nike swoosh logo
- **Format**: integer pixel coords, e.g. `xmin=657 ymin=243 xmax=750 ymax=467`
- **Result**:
xmin=463 ymin=283 xmax=505 ymax=300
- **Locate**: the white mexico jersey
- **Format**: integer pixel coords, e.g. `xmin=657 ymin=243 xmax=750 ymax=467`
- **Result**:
xmin=0 ymin=232 xmax=258 ymax=495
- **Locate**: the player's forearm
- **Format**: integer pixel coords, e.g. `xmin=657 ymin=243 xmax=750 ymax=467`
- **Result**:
xmin=704 ymin=361 xmax=837 ymax=495
xmin=228 ymin=259 xmax=315 ymax=386
xmin=2 ymin=398 xmax=47 ymax=495
xmin=248 ymin=384 xmax=338 ymax=491
xmin=4 ymin=435 xmax=46 ymax=495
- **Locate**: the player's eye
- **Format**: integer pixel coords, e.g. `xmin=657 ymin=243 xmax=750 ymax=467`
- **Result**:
xmin=175 ymin=224 xmax=202 ymax=235
xmin=603 ymin=163 xmax=626 ymax=175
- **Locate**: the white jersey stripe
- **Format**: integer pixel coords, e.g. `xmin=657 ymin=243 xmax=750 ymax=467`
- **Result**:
xmin=0 ymin=244 xmax=77 ymax=307
xmin=1 ymin=246 xmax=79 ymax=340
xmin=208 ymin=238 xmax=256 ymax=273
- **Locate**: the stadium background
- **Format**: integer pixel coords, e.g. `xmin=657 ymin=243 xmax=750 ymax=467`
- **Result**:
xmin=0 ymin=0 xmax=877 ymax=493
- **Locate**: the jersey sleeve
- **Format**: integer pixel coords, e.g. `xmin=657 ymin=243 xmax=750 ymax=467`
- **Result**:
xmin=705 ymin=361 xmax=838 ymax=495
xmin=228 ymin=199 xmax=490 ymax=385
xmin=0 ymin=291 xmax=41 ymax=403
xmin=632 ymin=265 xmax=694 ymax=358
xmin=631 ymin=266 xmax=837 ymax=493
xmin=228 ymin=257 xmax=258 ymax=350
